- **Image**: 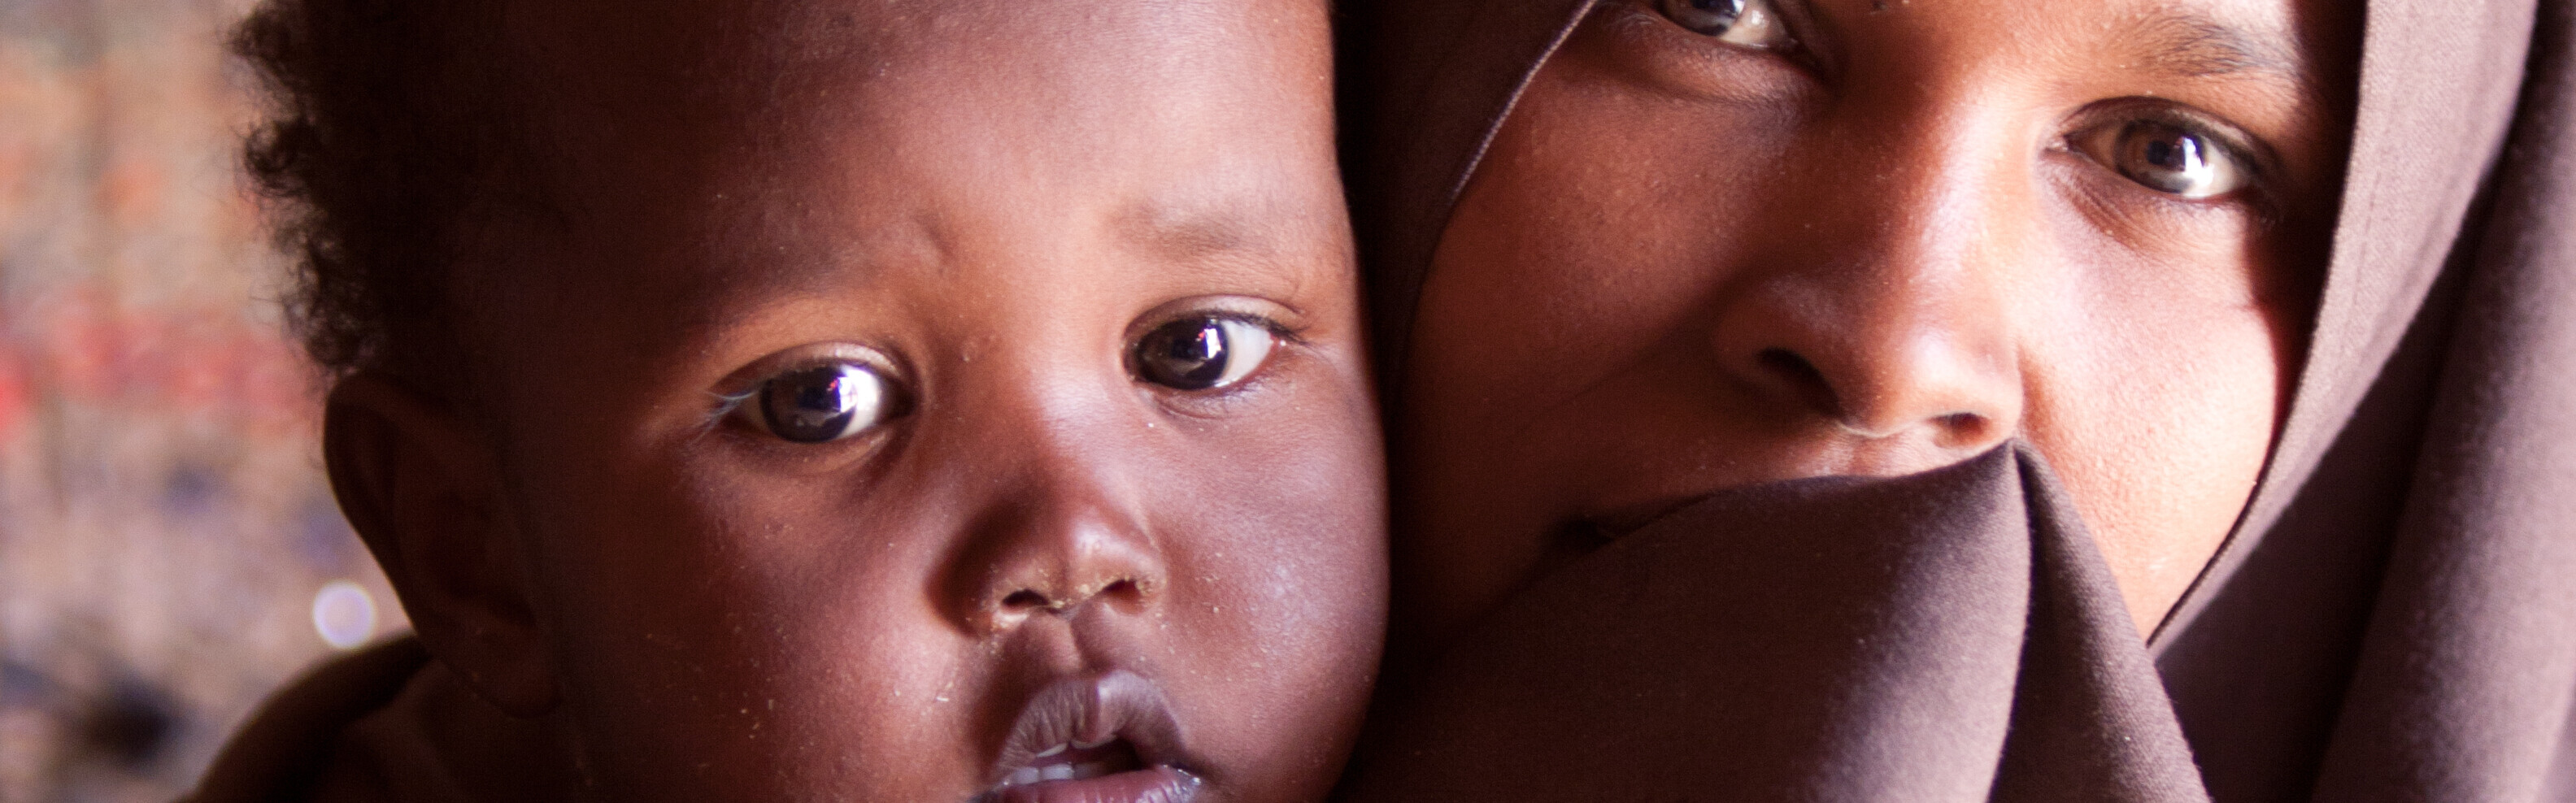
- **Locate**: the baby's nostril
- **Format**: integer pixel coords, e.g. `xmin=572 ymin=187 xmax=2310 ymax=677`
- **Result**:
xmin=1001 ymin=589 xmax=1046 ymax=610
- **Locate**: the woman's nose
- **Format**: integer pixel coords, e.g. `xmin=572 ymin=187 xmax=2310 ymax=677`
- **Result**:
xmin=1713 ymin=282 xmax=2018 ymax=448
xmin=941 ymin=383 xmax=1168 ymax=636
xmin=1709 ymin=119 xmax=2027 ymax=458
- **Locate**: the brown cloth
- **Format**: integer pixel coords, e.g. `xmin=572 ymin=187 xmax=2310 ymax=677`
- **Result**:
xmin=1336 ymin=0 xmax=2576 ymax=801
xmin=186 ymin=636 xmax=561 ymax=803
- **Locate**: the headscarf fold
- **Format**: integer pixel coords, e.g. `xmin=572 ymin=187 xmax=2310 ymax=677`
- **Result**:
xmin=1338 ymin=0 xmax=2576 ymax=798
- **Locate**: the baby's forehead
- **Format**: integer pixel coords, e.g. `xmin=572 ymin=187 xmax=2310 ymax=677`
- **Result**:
xmin=514 ymin=0 xmax=1314 ymax=122
xmin=513 ymin=0 xmax=1331 ymax=216
xmin=468 ymin=0 xmax=1345 ymax=362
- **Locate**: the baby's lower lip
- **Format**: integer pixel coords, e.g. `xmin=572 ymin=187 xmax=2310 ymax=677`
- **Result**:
xmin=982 ymin=764 xmax=1200 ymax=803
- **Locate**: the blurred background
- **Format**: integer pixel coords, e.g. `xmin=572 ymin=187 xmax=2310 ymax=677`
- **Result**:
xmin=0 ymin=0 xmax=407 ymax=800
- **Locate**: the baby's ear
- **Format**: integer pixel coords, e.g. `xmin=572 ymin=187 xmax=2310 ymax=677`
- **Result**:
xmin=323 ymin=371 xmax=558 ymax=718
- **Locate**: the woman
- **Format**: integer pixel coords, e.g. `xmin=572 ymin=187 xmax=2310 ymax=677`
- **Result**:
xmin=1339 ymin=0 xmax=2576 ymax=799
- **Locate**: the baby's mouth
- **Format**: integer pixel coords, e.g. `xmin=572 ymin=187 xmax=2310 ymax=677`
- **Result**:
xmin=999 ymin=737 xmax=1138 ymax=787
xmin=977 ymin=670 xmax=1203 ymax=803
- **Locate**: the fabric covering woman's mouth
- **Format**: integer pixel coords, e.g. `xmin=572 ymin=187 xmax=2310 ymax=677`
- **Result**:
xmin=1349 ymin=444 xmax=2205 ymax=801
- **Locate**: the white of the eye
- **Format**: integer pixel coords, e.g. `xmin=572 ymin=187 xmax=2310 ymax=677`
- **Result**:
xmin=2175 ymin=147 xmax=2242 ymax=199
xmin=824 ymin=365 xmax=890 ymax=440
xmin=1210 ymin=319 xmax=1275 ymax=388
xmin=1717 ymin=2 xmax=1780 ymax=46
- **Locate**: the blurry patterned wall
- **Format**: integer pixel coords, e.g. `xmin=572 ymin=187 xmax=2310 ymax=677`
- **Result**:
xmin=0 ymin=0 xmax=407 ymax=799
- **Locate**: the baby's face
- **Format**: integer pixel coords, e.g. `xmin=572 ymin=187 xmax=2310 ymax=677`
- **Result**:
xmin=458 ymin=2 xmax=1382 ymax=801
xmin=1399 ymin=0 xmax=2354 ymax=643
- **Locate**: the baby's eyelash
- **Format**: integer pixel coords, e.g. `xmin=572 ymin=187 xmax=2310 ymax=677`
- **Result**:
xmin=1210 ymin=311 xmax=1305 ymax=343
xmin=703 ymin=386 xmax=760 ymax=431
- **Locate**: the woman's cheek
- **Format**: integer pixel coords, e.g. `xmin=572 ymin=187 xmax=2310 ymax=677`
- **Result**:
xmin=2021 ymin=204 xmax=2290 ymax=626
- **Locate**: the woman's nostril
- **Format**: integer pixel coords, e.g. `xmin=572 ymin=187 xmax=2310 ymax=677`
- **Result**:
xmin=1935 ymin=412 xmax=1986 ymax=445
xmin=1757 ymin=347 xmax=1844 ymax=418
xmin=1756 ymin=348 xmax=1819 ymax=380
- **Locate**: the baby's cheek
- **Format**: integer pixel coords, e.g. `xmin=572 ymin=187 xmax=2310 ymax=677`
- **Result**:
xmin=523 ymin=467 xmax=994 ymax=801
xmin=1151 ymin=397 xmax=1386 ymax=801
xmin=747 ymin=600 xmax=995 ymax=799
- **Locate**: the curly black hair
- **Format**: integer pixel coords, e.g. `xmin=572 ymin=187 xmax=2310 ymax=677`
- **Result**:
xmin=233 ymin=0 xmax=546 ymax=397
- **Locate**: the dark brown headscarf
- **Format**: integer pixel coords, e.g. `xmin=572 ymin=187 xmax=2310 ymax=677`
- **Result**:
xmin=1337 ymin=0 xmax=2576 ymax=800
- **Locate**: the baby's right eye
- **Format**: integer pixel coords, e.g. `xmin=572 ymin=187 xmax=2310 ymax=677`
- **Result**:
xmin=745 ymin=362 xmax=899 ymax=443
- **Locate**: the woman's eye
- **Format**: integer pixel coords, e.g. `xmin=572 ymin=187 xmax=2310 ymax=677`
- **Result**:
xmin=752 ymin=362 xmax=895 ymax=443
xmin=1653 ymin=0 xmax=1792 ymax=48
xmin=1132 ymin=316 xmax=1277 ymax=392
xmin=2092 ymin=119 xmax=2247 ymax=199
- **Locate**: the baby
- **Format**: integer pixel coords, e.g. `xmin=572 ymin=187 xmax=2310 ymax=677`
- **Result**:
xmin=194 ymin=0 xmax=1386 ymax=801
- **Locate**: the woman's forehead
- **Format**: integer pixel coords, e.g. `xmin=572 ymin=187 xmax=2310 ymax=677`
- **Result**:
xmin=1783 ymin=0 xmax=2336 ymax=95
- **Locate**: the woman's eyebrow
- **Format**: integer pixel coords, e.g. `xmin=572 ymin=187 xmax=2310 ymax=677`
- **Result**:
xmin=2122 ymin=8 xmax=2324 ymax=107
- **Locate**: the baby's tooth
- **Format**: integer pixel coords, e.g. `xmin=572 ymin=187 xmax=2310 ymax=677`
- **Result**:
xmin=1033 ymin=743 xmax=1068 ymax=758
xmin=1073 ymin=736 xmax=1113 ymax=749
xmin=1007 ymin=768 xmax=1042 ymax=787
xmin=1040 ymin=764 xmax=1076 ymax=782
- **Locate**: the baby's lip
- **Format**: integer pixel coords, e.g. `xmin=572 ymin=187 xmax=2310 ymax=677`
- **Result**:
xmin=977 ymin=670 xmax=1202 ymax=803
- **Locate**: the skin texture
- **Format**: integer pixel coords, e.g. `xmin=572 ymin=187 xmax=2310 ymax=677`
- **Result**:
xmin=1396 ymin=0 xmax=2356 ymax=649
xmin=320 ymin=2 xmax=1386 ymax=801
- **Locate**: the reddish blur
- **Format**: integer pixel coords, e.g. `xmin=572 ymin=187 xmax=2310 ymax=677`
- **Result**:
xmin=0 ymin=0 xmax=405 ymax=798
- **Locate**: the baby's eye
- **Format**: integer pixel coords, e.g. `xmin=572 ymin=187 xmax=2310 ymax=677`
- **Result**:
xmin=1131 ymin=316 xmax=1277 ymax=392
xmin=1652 ymin=0 xmax=1793 ymax=49
xmin=748 ymin=362 xmax=897 ymax=443
xmin=2079 ymin=119 xmax=2249 ymax=200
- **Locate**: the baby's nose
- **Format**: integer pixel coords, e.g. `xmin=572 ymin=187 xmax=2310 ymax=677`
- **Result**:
xmin=951 ymin=465 xmax=1168 ymax=636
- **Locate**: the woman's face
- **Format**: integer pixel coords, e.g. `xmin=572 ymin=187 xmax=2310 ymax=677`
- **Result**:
xmin=1398 ymin=0 xmax=2356 ymax=645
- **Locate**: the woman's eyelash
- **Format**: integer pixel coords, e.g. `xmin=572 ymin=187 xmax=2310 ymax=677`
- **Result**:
xmin=1653 ymin=0 xmax=1798 ymax=50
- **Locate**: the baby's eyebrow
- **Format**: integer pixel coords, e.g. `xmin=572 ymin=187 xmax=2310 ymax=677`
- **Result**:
xmin=1112 ymin=197 xmax=1303 ymax=272
xmin=2121 ymin=8 xmax=2325 ymax=108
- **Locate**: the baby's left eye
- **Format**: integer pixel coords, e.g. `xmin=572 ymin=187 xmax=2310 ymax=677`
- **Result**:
xmin=2075 ymin=119 xmax=2249 ymax=200
xmin=1131 ymin=316 xmax=1277 ymax=392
